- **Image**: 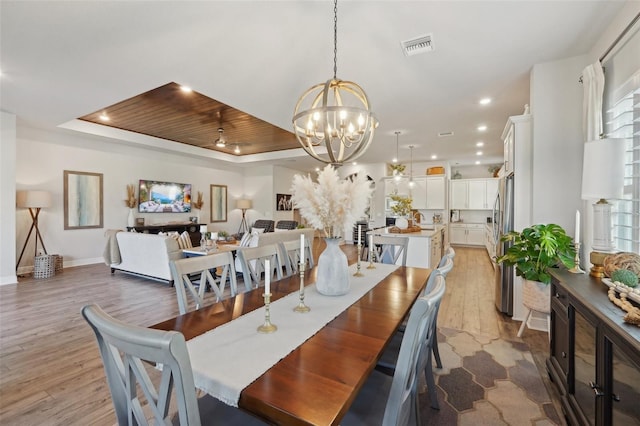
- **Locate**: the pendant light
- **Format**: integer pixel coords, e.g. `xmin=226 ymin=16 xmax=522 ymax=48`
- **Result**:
xmin=292 ymin=0 xmax=378 ymax=167
xmin=408 ymin=145 xmax=415 ymax=188
xmin=393 ymin=131 xmax=403 ymax=182
xmin=215 ymin=128 xmax=226 ymax=148
xmin=392 ymin=131 xmax=399 ymax=163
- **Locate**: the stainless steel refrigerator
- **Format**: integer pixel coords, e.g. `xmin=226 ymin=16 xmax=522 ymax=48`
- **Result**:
xmin=493 ymin=174 xmax=514 ymax=316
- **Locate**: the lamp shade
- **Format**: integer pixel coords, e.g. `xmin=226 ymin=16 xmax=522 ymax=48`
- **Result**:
xmin=581 ymin=138 xmax=625 ymax=200
xmin=236 ymin=199 xmax=252 ymax=209
xmin=16 ymin=190 xmax=52 ymax=208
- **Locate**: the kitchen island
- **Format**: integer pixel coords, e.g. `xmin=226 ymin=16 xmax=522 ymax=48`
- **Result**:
xmin=371 ymin=225 xmax=444 ymax=268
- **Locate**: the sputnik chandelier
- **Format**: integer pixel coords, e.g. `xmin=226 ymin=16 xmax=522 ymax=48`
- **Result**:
xmin=292 ymin=0 xmax=378 ymax=167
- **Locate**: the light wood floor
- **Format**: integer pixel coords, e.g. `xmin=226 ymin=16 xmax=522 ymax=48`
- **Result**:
xmin=0 ymin=243 xmax=558 ymax=425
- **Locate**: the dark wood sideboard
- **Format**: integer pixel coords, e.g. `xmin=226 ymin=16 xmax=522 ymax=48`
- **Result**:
xmin=547 ymin=269 xmax=640 ymax=425
xmin=126 ymin=223 xmax=202 ymax=246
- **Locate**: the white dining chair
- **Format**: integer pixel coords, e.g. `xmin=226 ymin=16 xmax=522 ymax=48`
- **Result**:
xmin=170 ymin=252 xmax=238 ymax=315
xmin=342 ymin=275 xmax=446 ymax=425
xmin=278 ymin=239 xmax=315 ymax=278
xmin=81 ymin=304 xmax=265 ymax=426
xmin=236 ymin=244 xmax=283 ymax=291
xmin=370 ymin=235 xmax=409 ymax=267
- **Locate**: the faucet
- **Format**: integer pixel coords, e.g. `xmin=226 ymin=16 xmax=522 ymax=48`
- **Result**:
xmin=413 ymin=211 xmax=426 ymax=223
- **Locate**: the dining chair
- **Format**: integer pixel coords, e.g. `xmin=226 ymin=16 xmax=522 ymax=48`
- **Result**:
xmin=236 ymin=244 xmax=283 ymax=291
xmin=342 ymin=275 xmax=446 ymax=425
xmin=81 ymin=304 xmax=265 ymax=426
xmin=278 ymin=239 xmax=315 ymax=278
xmin=426 ymin=256 xmax=453 ymax=369
xmin=170 ymin=252 xmax=238 ymax=315
xmin=370 ymin=235 xmax=409 ymax=266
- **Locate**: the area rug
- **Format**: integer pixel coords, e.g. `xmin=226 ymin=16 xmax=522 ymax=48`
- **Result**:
xmin=419 ymin=327 xmax=562 ymax=425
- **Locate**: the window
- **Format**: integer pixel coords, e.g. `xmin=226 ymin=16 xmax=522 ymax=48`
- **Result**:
xmin=603 ymin=17 xmax=640 ymax=254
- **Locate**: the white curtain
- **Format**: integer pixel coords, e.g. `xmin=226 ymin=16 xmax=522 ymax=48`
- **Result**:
xmin=581 ymin=61 xmax=605 ymax=142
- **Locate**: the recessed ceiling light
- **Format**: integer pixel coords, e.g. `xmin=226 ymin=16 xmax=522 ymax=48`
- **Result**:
xmin=477 ymin=125 xmax=487 ymax=132
xmin=431 ymin=154 xmax=437 ymax=160
xmin=234 ymin=145 xmax=240 ymax=154
xmin=479 ymin=97 xmax=492 ymax=105
xmin=315 ymin=167 xmax=320 ymax=172
xmin=99 ymin=113 xmax=110 ymax=122
xmin=476 ymin=151 xmax=483 ymax=156
xmin=476 ymin=141 xmax=484 ymax=147
xmin=180 ymin=85 xmax=192 ymax=93
xmin=475 ymin=160 xmax=481 ymax=165
xmin=352 ymin=162 xmax=357 ymax=166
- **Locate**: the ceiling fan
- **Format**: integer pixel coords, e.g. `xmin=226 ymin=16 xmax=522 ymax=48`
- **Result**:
xmin=214 ymin=128 xmax=226 ymax=148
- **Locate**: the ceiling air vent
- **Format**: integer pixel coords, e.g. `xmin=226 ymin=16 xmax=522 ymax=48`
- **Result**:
xmin=438 ymin=131 xmax=454 ymax=137
xmin=401 ymin=34 xmax=434 ymax=57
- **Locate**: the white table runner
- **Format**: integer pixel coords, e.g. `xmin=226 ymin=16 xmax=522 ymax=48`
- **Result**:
xmin=186 ymin=262 xmax=398 ymax=406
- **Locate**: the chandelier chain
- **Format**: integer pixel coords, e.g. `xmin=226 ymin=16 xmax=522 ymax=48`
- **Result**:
xmin=333 ymin=0 xmax=338 ymax=79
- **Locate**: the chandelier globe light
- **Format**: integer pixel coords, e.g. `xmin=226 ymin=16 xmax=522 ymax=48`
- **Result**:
xmin=292 ymin=0 xmax=378 ymax=167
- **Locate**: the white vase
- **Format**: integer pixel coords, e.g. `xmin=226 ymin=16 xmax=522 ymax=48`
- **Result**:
xmin=395 ymin=217 xmax=409 ymax=229
xmin=127 ymin=208 xmax=135 ymax=227
xmin=522 ymin=279 xmax=551 ymax=314
xmin=315 ymin=238 xmax=350 ymax=296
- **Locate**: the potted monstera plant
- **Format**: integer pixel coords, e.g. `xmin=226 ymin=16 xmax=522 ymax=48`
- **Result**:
xmin=497 ymin=223 xmax=575 ymax=316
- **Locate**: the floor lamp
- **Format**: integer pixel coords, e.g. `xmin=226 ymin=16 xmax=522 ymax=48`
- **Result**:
xmin=581 ymin=138 xmax=625 ymax=277
xmin=16 ymin=190 xmax=52 ymax=271
xmin=236 ymin=199 xmax=252 ymax=235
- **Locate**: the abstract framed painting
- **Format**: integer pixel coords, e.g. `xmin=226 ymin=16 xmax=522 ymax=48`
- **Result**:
xmin=210 ymin=184 xmax=227 ymax=222
xmin=64 ymin=170 xmax=104 ymax=229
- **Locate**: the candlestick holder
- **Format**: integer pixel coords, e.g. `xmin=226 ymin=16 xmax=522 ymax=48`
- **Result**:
xmin=257 ymin=293 xmax=278 ymax=333
xmin=353 ymin=243 xmax=364 ymax=277
xmin=568 ymin=242 xmax=585 ymax=274
xmin=367 ymin=245 xmax=376 ymax=269
xmin=293 ymin=262 xmax=310 ymax=313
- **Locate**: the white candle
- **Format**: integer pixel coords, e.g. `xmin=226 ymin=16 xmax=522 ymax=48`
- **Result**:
xmin=264 ymin=259 xmax=270 ymax=295
xmin=199 ymin=225 xmax=208 ymax=234
xmin=575 ymin=210 xmax=580 ymax=243
xmin=300 ymin=234 xmax=305 ymax=265
xmin=358 ymin=225 xmax=362 ymax=244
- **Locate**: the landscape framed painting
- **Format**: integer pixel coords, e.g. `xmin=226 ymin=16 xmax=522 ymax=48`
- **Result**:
xmin=210 ymin=184 xmax=227 ymax=222
xmin=64 ymin=170 xmax=103 ymax=230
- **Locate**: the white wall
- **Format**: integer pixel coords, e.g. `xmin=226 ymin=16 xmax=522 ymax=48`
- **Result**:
xmin=530 ymin=55 xmax=586 ymax=234
xmin=0 ymin=112 xmax=18 ymax=284
xmin=243 ymin=165 xmax=275 ymax=229
xmin=14 ymin=125 xmax=245 ymax=274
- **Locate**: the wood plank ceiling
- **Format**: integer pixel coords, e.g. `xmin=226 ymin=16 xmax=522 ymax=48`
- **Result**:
xmin=79 ymin=82 xmax=299 ymax=156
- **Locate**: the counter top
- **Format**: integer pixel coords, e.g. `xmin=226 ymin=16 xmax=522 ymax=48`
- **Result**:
xmin=373 ymin=226 xmax=442 ymax=238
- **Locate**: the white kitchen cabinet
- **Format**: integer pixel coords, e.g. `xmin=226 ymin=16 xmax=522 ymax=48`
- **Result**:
xmin=449 ymin=223 xmax=484 ymax=246
xmin=449 ymin=180 xmax=468 ymax=209
xmin=503 ymin=124 xmax=515 ymax=176
xmin=425 ymin=176 xmax=445 ymax=209
xmin=449 ymin=178 xmax=498 ymax=210
xmin=409 ymin=177 xmax=427 ymax=209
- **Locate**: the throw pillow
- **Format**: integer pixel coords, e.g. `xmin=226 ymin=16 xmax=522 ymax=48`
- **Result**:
xmin=239 ymin=232 xmax=252 ymax=247
xmin=179 ymin=231 xmax=193 ymax=249
xmin=251 ymin=227 xmax=266 ymax=234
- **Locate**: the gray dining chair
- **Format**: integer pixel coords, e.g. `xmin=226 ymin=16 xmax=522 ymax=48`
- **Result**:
xmin=278 ymin=239 xmax=315 ymax=278
xmin=170 ymin=252 xmax=238 ymax=315
xmin=81 ymin=304 xmax=265 ymax=426
xmin=370 ymin=235 xmax=409 ymax=266
xmin=236 ymin=244 xmax=283 ymax=291
xmin=342 ymin=275 xmax=446 ymax=425
xmin=427 ymin=256 xmax=453 ymax=369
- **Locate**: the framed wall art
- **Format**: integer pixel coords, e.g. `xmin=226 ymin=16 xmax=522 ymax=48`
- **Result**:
xmin=276 ymin=193 xmax=292 ymax=211
xmin=64 ymin=170 xmax=103 ymax=230
xmin=210 ymin=184 xmax=227 ymax=222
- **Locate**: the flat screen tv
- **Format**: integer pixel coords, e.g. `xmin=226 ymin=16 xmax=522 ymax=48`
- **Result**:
xmin=138 ymin=179 xmax=191 ymax=213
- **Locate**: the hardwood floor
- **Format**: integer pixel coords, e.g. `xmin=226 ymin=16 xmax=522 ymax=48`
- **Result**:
xmin=0 ymin=243 xmax=559 ymax=425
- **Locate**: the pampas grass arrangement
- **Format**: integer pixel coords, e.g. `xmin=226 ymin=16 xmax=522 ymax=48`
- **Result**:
xmin=193 ymin=191 xmax=204 ymax=210
xmin=124 ymin=184 xmax=136 ymax=208
xmin=291 ymin=165 xmax=373 ymax=238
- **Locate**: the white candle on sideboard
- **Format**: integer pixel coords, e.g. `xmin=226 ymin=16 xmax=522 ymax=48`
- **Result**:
xmin=358 ymin=225 xmax=362 ymax=244
xmin=369 ymin=234 xmax=374 ymax=259
xmin=265 ymin=259 xmax=271 ymax=295
xmin=575 ymin=210 xmax=580 ymax=243
xmin=300 ymin=234 xmax=305 ymax=265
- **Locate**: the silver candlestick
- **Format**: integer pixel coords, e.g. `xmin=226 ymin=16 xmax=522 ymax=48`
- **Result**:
xmin=293 ymin=261 xmax=310 ymax=313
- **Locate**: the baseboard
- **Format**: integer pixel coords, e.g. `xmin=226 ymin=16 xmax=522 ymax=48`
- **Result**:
xmin=0 ymin=274 xmax=18 ymax=285
xmin=16 ymin=257 xmax=104 ymax=278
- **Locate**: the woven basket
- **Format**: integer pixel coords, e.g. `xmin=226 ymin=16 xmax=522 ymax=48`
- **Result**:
xmin=52 ymin=254 xmax=63 ymax=273
xmin=34 ymin=255 xmax=56 ymax=279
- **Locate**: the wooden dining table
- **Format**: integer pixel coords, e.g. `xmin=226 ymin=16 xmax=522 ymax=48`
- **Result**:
xmin=152 ymin=264 xmax=431 ymax=425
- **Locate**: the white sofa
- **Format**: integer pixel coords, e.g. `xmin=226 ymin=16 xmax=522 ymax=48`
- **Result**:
xmin=110 ymin=232 xmax=184 ymax=284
